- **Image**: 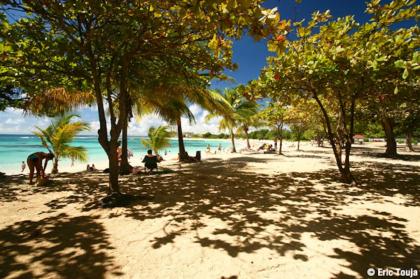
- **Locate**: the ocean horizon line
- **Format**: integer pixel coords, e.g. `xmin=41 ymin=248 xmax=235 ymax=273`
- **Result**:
xmin=0 ymin=133 xmax=148 ymax=137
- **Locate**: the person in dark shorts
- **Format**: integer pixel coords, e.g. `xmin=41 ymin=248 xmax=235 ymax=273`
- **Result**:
xmin=27 ymin=152 xmax=54 ymax=184
xmin=142 ymin=149 xmax=160 ymax=172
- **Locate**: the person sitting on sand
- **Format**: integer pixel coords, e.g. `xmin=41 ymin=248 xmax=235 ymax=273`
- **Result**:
xmin=142 ymin=149 xmax=160 ymax=172
xmin=27 ymin=152 xmax=54 ymax=184
xmin=258 ymin=143 xmax=267 ymax=151
xmin=87 ymin=164 xmax=97 ymax=172
xmin=266 ymin=144 xmax=274 ymax=151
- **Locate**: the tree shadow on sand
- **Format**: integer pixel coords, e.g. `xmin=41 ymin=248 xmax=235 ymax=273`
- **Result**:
xmin=0 ymin=213 xmax=122 ymax=278
xmin=108 ymin=157 xmax=418 ymax=278
xmin=1 ymin=155 xmax=419 ymax=278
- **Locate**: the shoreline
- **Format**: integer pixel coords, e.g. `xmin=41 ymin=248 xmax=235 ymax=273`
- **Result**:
xmin=0 ymin=137 xmax=246 ymax=176
xmin=3 ymin=140 xmax=414 ymax=177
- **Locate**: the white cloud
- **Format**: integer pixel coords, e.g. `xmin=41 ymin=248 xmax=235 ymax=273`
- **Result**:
xmin=0 ymin=106 xmax=226 ymax=136
xmin=5 ymin=118 xmax=24 ymax=125
xmin=188 ymin=104 xmax=203 ymax=116
xmin=0 ymin=108 xmax=51 ymax=134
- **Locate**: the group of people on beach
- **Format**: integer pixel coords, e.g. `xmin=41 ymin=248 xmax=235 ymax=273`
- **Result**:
xmin=206 ymin=143 xmax=223 ymax=154
xmin=257 ymin=143 xmax=275 ymax=153
xmin=24 ymin=140 xmax=220 ymax=183
xmin=24 ymin=146 xmax=164 ymax=184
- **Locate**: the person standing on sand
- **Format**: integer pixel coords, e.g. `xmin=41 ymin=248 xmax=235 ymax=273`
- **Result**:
xmin=21 ymin=161 xmax=26 ymax=172
xmin=26 ymin=152 xmax=54 ymax=184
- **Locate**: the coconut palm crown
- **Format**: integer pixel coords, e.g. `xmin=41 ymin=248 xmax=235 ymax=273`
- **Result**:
xmin=33 ymin=114 xmax=90 ymax=174
xmin=141 ymin=126 xmax=171 ymax=155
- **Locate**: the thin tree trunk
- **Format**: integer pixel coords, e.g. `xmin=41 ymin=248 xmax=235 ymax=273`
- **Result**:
xmin=51 ymin=158 xmax=59 ymax=174
xmin=381 ymin=117 xmax=398 ymax=157
xmin=297 ymin=130 xmax=301 ymax=151
xmin=230 ymin=129 xmax=237 ymax=153
xmin=312 ymin=92 xmax=354 ymax=183
xmin=120 ymin=120 xmax=131 ymax=175
xmin=406 ymin=131 xmax=415 ymax=152
xmin=341 ymin=95 xmax=356 ymax=184
xmin=245 ymin=127 xmax=250 ymax=149
xmin=177 ymin=117 xmax=188 ymax=161
xmin=279 ymin=123 xmax=284 ymax=155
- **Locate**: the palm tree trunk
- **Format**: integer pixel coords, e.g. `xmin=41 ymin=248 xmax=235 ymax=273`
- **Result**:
xmin=177 ymin=117 xmax=188 ymax=161
xmin=230 ymin=129 xmax=237 ymax=153
xmin=244 ymin=127 xmax=250 ymax=149
xmin=51 ymin=158 xmax=59 ymax=174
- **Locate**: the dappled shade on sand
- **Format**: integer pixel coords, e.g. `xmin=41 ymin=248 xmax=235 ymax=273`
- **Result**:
xmin=0 ymin=213 xmax=122 ymax=278
xmin=0 ymin=146 xmax=419 ymax=278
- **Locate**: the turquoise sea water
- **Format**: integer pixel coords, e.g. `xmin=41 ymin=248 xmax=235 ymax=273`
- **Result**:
xmin=0 ymin=134 xmax=233 ymax=174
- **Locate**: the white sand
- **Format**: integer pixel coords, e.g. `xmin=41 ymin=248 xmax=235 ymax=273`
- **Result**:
xmin=0 ymin=142 xmax=419 ymax=279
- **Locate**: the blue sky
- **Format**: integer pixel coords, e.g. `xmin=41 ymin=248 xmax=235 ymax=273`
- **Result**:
xmin=0 ymin=0 xmax=374 ymax=135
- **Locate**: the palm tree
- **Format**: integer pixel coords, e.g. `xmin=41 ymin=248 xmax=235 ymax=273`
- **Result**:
xmin=33 ymin=114 xmax=90 ymax=174
xmin=133 ymin=90 xmax=194 ymax=160
xmin=206 ymin=88 xmax=257 ymax=152
xmin=141 ymin=126 xmax=171 ymax=155
xmin=132 ymin=83 xmax=230 ymax=161
xmin=236 ymin=102 xmax=259 ymax=149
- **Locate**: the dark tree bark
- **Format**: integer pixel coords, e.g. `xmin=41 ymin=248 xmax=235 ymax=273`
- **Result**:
xmin=120 ymin=120 xmax=132 ymax=175
xmin=177 ymin=117 xmax=189 ymax=161
xmin=381 ymin=117 xmax=398 ymax=157
xmin=120 ymin=95 xmax=134 ymax=175
xmin=278 ymin=123 xmax=284 ymax=155
xmin=88 ymin=44 xmax=120 ymax=194
xmin=312 ymin=91 xmax=355 ymax=184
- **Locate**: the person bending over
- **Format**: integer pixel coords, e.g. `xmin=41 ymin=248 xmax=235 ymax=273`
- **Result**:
xmin=27 ymin=152 xmax=54 ymax=184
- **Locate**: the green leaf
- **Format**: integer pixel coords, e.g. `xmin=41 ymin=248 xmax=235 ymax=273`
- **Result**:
xmin=394 ymin=60 xmax=405 ymax=68
xmin=402 ymin=68 xmax=409 ymax=79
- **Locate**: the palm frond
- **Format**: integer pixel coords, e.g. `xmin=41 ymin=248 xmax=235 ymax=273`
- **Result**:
xmin=141 ymin=125 xmax=171 ymax=154
xmin=61 ymin=146 xmax=88 ymax=162
xmin=32 ymin=114 xmax=89 ymax=171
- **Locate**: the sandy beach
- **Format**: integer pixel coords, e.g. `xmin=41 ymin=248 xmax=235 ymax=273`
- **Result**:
xmin=0 ymin=142 xmax=419 ymax=278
